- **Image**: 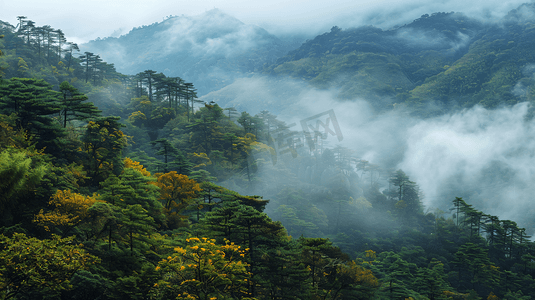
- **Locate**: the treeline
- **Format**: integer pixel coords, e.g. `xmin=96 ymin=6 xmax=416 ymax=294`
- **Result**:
xmin=0 ymin=19 xmax=382 ymax=300
xmin=266 ymin=5 xmax=535 ymax=114
xmin=2 ymin=17 xmax=535 ymax=300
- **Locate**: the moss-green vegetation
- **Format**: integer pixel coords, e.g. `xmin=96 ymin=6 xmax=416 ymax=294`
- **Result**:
xmin=267 ymin=6 xmax=535 ymax=116
xmin=2 ymin=12 xmax=535 ymax=300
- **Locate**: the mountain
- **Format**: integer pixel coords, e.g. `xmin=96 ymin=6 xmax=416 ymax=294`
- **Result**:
xmin=263 ymin=4 xmax=535 ymax=115
xmin=80 ymin=9 xmax=305 ymax=95
xmin=79 ymin=4 xmax=535 ymax=116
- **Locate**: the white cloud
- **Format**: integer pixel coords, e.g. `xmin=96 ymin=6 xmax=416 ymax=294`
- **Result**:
xmin=207 ymin=74 xmax=535 ymax=230
xmin=0 ymin=0 xmax=529 ymax=43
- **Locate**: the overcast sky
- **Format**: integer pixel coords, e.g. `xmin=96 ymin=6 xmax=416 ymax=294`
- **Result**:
xmin=0 ymin=0 xmax=531 ymax=44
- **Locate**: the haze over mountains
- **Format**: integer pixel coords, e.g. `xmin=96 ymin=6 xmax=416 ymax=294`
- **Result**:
xmin=79 ymin=2 xmax=535 ymax=227
xmin=81 ymin=9 xmax=305 ymax=95
xmin=7 ymin=3 xmax=535 ymax=298
xmin=82 ymin=3 xmax=535 ymax=113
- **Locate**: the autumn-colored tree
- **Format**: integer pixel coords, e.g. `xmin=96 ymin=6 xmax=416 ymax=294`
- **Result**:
xmin=324 ymin=260 xmax=380 ymax=299
xmin=0 ymin=114 xmax=30 ymax=150
xmin=124 ymin=157 xmax=151 ymax=177
xmin=153 ymin=171 xmax=201 ymax=227
xmin=34 ymin=189 xmax=99 ymax=233
xmin=0 ymin=233 xmax=99 ymax=300
xmin=154 ymin=237 xmax=252 ymax=299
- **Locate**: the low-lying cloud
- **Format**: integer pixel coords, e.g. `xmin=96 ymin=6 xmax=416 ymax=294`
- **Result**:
xmin=209 ymin=74 xmax=535 ymax=231
xmin=400 ymin=103 xmax=535 ymax=222
xmin=5 ymin=0 xmax=529 ymax=45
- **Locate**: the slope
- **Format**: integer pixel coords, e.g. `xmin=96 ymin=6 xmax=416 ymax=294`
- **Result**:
xmin=266 ymin=6 xmax=535 ymax=115
xmin=80 ymin=9 xmax=304 ymax=95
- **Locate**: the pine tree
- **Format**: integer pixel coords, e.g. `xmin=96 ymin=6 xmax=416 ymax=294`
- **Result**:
xmin=0 ymin=78 xmax=65 ymax=153
xmin=81 ymin=116 xmax=127 ymax=185
xmin=121 ymin=204 xmax=156 ymax=256
xmin=451 ymin=242 xmax=500 ymax=293
xmin=59 ymin=81 xmax=101 ymax=128
xmin=150 ymin=138 xmax=180 ymax=173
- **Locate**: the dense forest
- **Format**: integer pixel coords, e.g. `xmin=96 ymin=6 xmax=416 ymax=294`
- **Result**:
xmin=265 ymin=3 xmax=535 ymax=116
xmin=1 ymin=12 xmax=535 ymax=300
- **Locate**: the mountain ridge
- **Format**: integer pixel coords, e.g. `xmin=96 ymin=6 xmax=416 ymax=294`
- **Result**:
xmin=264 ymin=4 xmax=535 ymax=114
xmin=81 ymin=9 xmax=305 ymax=95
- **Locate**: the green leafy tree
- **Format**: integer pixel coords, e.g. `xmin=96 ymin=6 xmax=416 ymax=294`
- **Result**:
xmin=388 ymin=169 xmax=422 ymax=223
xmin=371 ymin=251 xmax=420 ymax=299
xmin=413 ymin=259 xmax=454 ymax=300
xmin=150 ymin=138 xmax=189 ymax=173
xmin=256 ymin=237 xmax=312 ymax=299
xmin=0 ymin=148 xmax=47 ymax=226
xmin=81 ymin=116 xmax=127 ymax=186
xmin=79 ymin=51 xmax=95 ymax=83
xmin=116 ymin=167 xmax=164 ymax=225
xmin=0 ymin=233 xmax=99 ymax=300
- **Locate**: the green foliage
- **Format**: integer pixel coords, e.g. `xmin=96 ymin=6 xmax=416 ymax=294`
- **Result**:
xmin=59 ymin=81 xmax=101 ymax=128
xmin=4 ymin=11 xmax=535 ymax=300
xmin=0 ymin=233 xmax=99 ymax=300
xmin=81 ymin=116 xmax=127 ymax=185
xmin=0 ymin=147 xmax=47 ymax=226
xmin=0 ymin=77 xmax=66 ymax=153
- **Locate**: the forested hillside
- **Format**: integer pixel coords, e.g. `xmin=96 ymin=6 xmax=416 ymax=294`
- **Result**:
xmin=267 ymin=3 xmax=535 ymax=115
xmin=2 ymin=10 xmax=535 ymax=300
xmin=80 ymin=9 xmax=304 ymax=95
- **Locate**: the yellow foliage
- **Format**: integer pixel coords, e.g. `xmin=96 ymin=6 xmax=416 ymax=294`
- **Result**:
xmin=338 ymin=260 xmax=379 ymax=288
xmin=154 ymin=172 xmax=201 ymax=211
xmin=365 ymin=249 xmax=376 ymax=264
xmin=190 ymin=152 xmax=212 ymax=168
xmin=124 ymin=157 xmax=151 ymax=176
xmin=443 ymin=290 xmax=469 ymax=298
xmin=395 ymin=200 xmax=408 ymax=210
xmin=129 ymin=96 xmax=151 ymax=113
xmin=0 ymin=116 xmax=32 ymax=149
xmin=64 ymin=163 xmax=89 ymax=189
xmin=0 ymin=233 xmax=99 ymax=295
xmin=155 ymin=237 xmax=251 ymax=299
xmin=128 ymin=111 xmax=147 ymax=122
xmin=34 ymin=189 xmax=99 ymax=231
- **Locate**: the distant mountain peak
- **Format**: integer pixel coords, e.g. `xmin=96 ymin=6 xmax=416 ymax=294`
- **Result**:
xmin=80 ymin=10 xmax=301 ymax=95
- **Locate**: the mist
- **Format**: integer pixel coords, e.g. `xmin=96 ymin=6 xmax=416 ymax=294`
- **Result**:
xmin=206 ymin=73 xmax=535 ymax=233
xmin=3 ymin=0 xmax=528 ymax=46
xmin=400 ymin=103 xmax=535 ymax=223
